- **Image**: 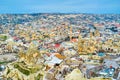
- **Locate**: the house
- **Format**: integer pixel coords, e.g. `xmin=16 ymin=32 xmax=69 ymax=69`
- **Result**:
xmin=103 ymin=59 xmax=119 ymax=69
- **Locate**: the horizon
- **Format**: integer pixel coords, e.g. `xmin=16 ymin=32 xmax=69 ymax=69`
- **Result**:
xmin=0 ymin=12 xmax=120 ymax=15
xmin=0 ymin=0 xmax=120 ymax=14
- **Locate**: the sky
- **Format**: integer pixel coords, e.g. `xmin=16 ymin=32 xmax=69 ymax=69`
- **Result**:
xmin=0 ymin=0 xmax=120 ymax=14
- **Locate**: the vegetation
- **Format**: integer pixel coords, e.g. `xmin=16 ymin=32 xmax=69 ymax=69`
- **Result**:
xmin=14 ymin=63 xmax=30 ymax=75
xmin=0 ymin=35 xmax=7 ymax=41
xmin=35 ymin=73 xmax=43 ymax=80
xmin=6 ymin=67 xmax=10 ymax=75
xmin=3 ymin=44 xmax=45 ymax=80
xmin=0 ymin=61 xmax=12 ymax=64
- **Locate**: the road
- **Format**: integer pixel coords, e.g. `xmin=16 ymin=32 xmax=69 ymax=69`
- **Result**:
xmin=0 ymin=53 xmax=17 ymax=62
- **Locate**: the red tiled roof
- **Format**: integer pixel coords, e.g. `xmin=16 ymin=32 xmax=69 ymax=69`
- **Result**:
xmin=55 ymin=43 xmax=60 ymax=48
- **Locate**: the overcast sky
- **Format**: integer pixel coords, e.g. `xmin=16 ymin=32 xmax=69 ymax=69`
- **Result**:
xmin=0 ymin=0 xmax=120 ymax=14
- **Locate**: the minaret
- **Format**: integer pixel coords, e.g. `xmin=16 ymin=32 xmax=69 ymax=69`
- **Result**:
xmin=69 ymin=26 xmax=72 ymax=41
xmin=95 ymin=30 xmax=100 ymax=37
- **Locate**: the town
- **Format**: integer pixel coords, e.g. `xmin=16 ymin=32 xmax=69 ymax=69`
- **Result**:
xmin=0 ymin=13 xmax=120 ymax=80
